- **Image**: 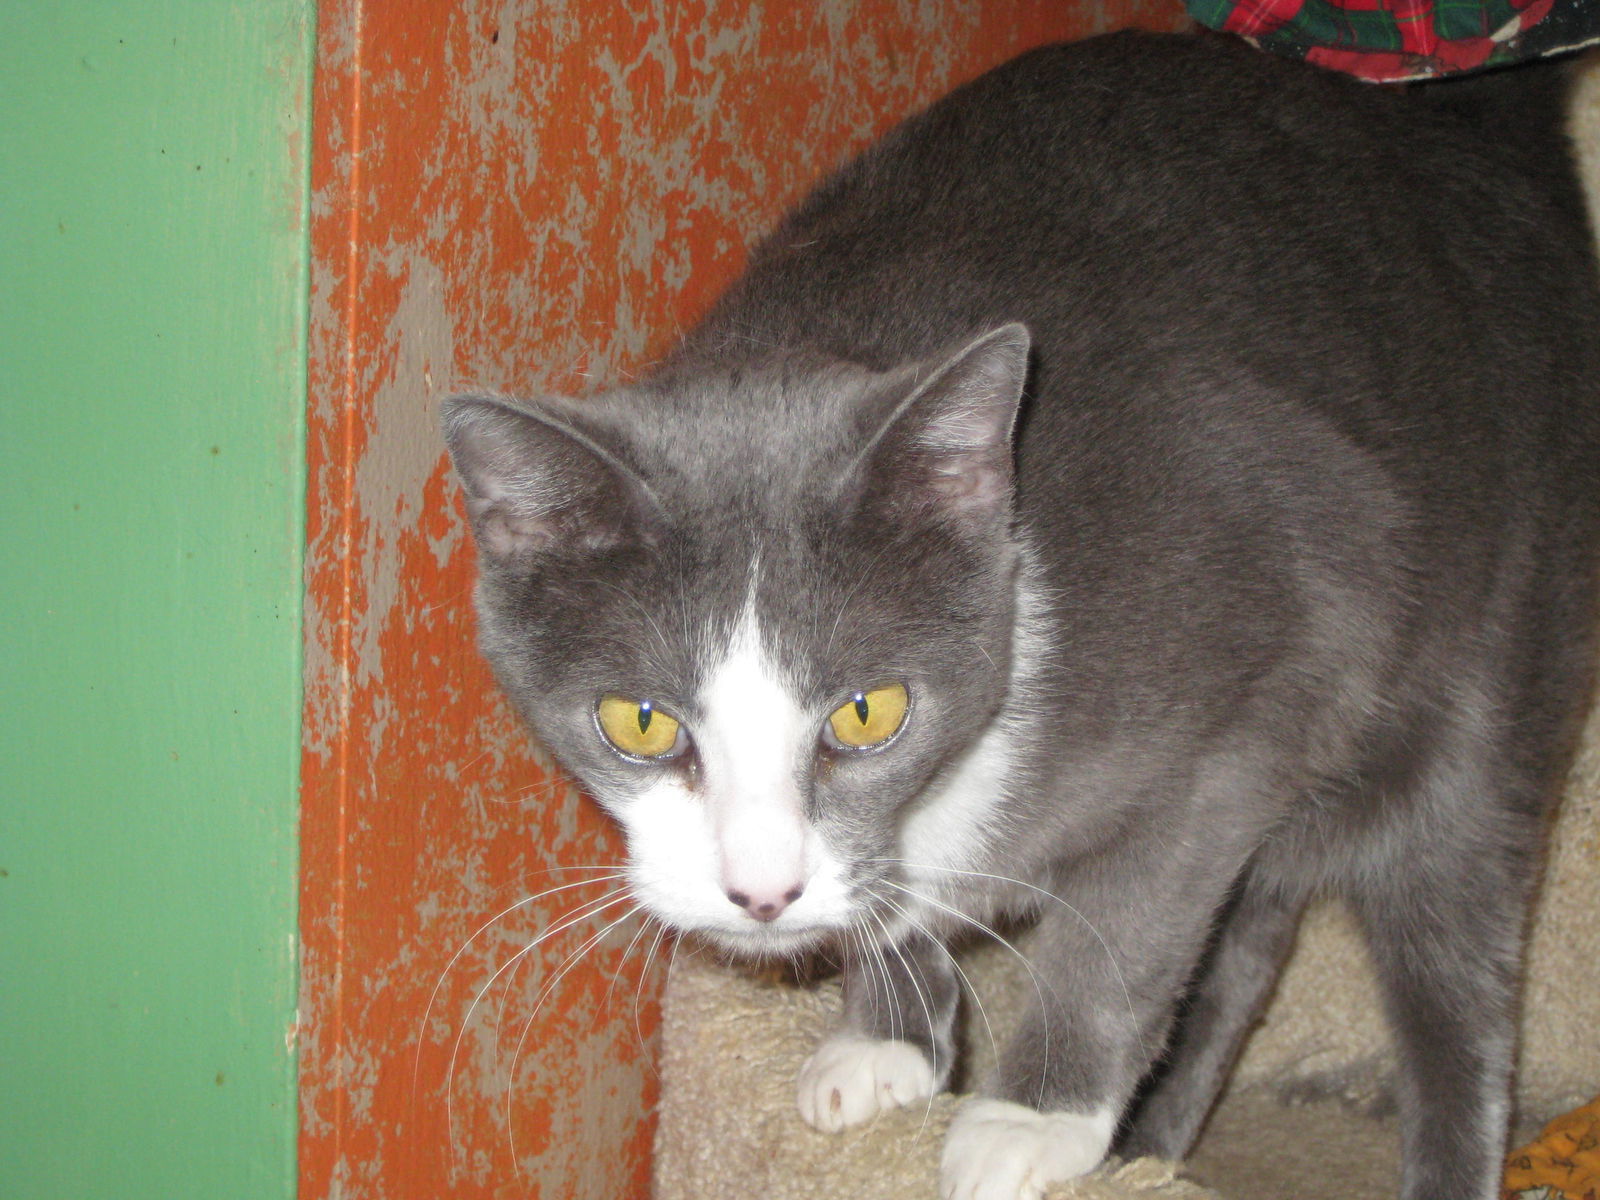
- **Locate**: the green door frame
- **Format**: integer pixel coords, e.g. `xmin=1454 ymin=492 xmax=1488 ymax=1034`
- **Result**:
xmin=1 ymin=7 xmax=313 ymax=1198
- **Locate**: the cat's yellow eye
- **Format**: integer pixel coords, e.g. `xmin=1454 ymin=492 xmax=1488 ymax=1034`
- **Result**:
xmin=596 ymin=695 xmax=684 ymax=759
xmin=826 ymin=684 xmax=909 ymax=750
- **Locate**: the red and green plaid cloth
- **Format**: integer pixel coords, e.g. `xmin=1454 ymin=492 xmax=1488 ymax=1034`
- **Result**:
xmin=1185 ymin=0 xmax=1600 ymax=80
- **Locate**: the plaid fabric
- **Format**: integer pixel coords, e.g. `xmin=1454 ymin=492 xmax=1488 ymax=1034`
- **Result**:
xmin=1185 ymin=0 xmax=1600 ymax=80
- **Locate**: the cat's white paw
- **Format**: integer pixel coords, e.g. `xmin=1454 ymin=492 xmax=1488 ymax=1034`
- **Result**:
xmin=939 ymin=1097 xmax=1114 ymax=1200
xmin=796 ymin=1034 xmax=937 ymax=1132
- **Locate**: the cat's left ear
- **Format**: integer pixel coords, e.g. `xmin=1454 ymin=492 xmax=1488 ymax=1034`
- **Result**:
xmin=856 ymin=322 xmax=1030 ymax=525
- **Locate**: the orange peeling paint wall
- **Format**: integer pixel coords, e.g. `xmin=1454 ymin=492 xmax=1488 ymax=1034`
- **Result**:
xmin=299 ymin=3 xmax=1188 ymax=1198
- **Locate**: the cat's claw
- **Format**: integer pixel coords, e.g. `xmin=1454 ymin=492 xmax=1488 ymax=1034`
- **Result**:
xmin=939 ymin=1097 xmax=1114 ymax=1200
xmin=796 ymin=1034 xmax=937 ymax=1132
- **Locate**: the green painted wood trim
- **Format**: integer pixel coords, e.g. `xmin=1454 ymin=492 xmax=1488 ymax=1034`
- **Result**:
xmin=0 ymin=6 xmax=313 ymax=1198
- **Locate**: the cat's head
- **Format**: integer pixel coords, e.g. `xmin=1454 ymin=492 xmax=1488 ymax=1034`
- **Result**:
xmin=443 ymin=325 xmax=1030 ymax=957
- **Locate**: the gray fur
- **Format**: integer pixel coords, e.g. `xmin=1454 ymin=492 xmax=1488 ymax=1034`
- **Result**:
xmin=444 ymin=32 xmax=1600 ymax=1200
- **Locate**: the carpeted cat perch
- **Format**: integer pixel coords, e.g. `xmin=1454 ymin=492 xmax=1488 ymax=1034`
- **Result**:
xmin=651 ymin=58 xmax=1600 ymax=1200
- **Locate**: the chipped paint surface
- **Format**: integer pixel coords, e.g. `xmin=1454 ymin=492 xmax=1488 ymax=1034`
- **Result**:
xmin=298 ymin=3 xmax=1186 ymax=1197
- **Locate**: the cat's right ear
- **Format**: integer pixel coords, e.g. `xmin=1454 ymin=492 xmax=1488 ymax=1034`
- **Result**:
xmin=441 ymin=394 xmax=661 ymax=565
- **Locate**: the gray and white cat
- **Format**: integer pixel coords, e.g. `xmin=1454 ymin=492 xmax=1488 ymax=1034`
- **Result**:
xmin=443 ymin=31 xmax=1600 ymax=1200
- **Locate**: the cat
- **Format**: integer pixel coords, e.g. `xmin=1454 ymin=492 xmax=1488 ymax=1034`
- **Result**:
xmin=442 ymin=30 xmax=1600 ymax=1200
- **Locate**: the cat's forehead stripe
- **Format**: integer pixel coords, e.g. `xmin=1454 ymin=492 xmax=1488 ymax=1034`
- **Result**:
xmin=698 ymin=587 xmax=808 ymax=788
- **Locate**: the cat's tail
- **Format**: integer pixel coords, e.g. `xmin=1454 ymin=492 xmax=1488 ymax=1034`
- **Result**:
xmin=1566 ymin=51 xmax=1600 ymax=248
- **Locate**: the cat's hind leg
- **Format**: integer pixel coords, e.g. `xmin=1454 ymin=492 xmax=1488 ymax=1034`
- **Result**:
xmin=1348 ymin=753 xmax=1548 ymax=1200
xmin=1116 ymin=873 xmax=1305 ymax=1160
xmin=797 ymin=930 xmax=959 ymax=1132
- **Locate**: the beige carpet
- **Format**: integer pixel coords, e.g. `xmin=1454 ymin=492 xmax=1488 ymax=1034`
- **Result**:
xmin=652 ymin=56 xmax=1600 ymax=1200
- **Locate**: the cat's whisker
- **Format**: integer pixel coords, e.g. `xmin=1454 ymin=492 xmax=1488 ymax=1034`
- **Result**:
xmin=822 ymin=536 xmax=910 ymax=661
xmin=443 ymin=887 xmax=634 ymax=1158
xmin=871 ymin=905 xmax=935 ymax=1065
xmin=444 ymin=887 xmax=634 ymax=1122
xmin=504 ymin=775 xmax=579 ymax=807
xmin=841 ymin=922 xmax=873 ymax=1030
xmin=863 ymin=898 xmax=941 ymax=1143
xmin=866 ymin=926 xmax=894 ymax=1041
xmin=417 ymin=584 xmax=473 ymax=617
xmin=412 ymin=871 xmax=628 ymax=1100
xmin=505 ymin=903 xmax=645 ymax=1177
xmin=590 ymin=579 xmax=677 ymax=675
xmin=879 ymin=878 xmax=1056 ymax=1110
xmin=485 ymin=881 xmax=633 ymax=1042
xmin=489 ymin=936 xmax=534 ymax=1044
xmin=890 ymin=859 xmax=1148 ymax=1069
xmin=851 ymin=917 xmax=895 ymax=1041
xmin=454 ymin=746 xmax=496 ymax=774
xmin=507 ymin=863 xmax=631 ymax=888
xmin=848 ymin=921 xmax=883 ymax=1037
xmin=972 ymin=640 xmax=999 ymax=676
xmin=671 ymin=566 xmax=696 ymax=664
xmin=600 ymin=907 xmax=662 ymax=1022
xmin=634 ymin=922 xmax=673 ymax=1077
xmin=876 ymin=889 xmax=1001 ymax=1081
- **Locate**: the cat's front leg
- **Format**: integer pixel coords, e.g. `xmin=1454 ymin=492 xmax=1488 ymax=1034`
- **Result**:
xmin=796 ymin=930 xmax=959 ymax=1132
xmin=939 ymin=897 xmax=1193 ymax=1200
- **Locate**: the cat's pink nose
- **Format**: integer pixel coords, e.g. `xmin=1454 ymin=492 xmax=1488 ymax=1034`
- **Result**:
xmin=725 ymin=883 xmax=805 ymax=922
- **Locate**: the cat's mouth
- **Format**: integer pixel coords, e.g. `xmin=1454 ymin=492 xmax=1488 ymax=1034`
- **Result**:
xmin=688 ymin=917 xmax=844 ymax=960
xmin=670 ymin=882 xmax=904 ymax=961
